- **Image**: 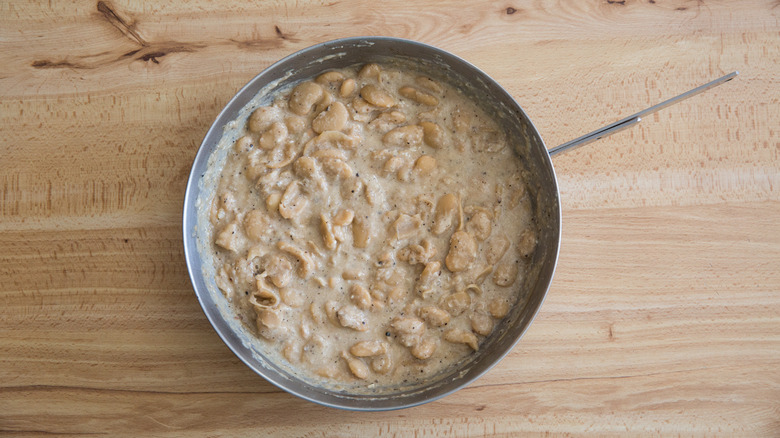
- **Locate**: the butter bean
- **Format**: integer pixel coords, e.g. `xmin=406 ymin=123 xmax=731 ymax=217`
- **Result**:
xmin=399 ymin=86 xmax=439 ymax=106
xmin=248 ymin=106 xmax=282 ymax=133
xmin=259 ymin=121 xmax=288 ymax=150
xmin=352 ymin=217 xmax=370 ymax=248
xmin=312 ymin=101 xmax=348 ymax=133
xmin=489 ymin=298 xmax=511 ymax=319
xmin=398 ymin=239 xmax=436 ymax=265
xmin=371 ymin=355 xmax=392 ymax=374
xmin=340 ymin=78 xmax=356 ymax=97
xmin=441 ymin=290 xmax=471 ymax=316
xmin=351 ymin=96 xmax=375 ymax=114
xmin=243 ymin=210 xmax=268 ymax=242
xmin=321 ymin=158 xmax=353 ymax=179
xmin=413 ymin=155 xmax=437 ymax=174
xmin=382 ymin=124 xmax=423 ymax=147
xmin=485 ymin=236 xmax=510 ymax=265
xmin=332 ymin=208 xmax=355 ymax=226
xmin=341 ymin=269 xmax=364 ymax=280
xmin=467 ymin=210 xmax=492 ymax=241
xmin=283 ymin=341 xmax=301 ymax=363
xmin=415 ymin=76 xmax=443 ymax=93
xmin=432 ymin=193 xmax=459 ymax=235
xmin=518 ymin=228 xmax=537 ymax=258
xmin=470 ymin=312 xmax=494 ymax=336
xmin=281 ymin=288 xmax=305 ymax=308
xmin=358 ymin=63 xmax=381 ymax=79
xmin=350 ymin=340 xmax=387 ymax=357
xmin=390 ymin=316 xmax=425 ymax=347
xmin=360 ymin=84 xmax=395 ymax=108
xmin=319 ymin=214 xmax=337 ymax=250
xmin=303 ymin=130 xmax=359 ymax=154
xmin=410 ymin=337 xmax=437 ymax=360
xmin=342 ymin=353 xmax=369 ymax=379
xmin=337 ymin=305 xmax=369 ymax=331
xmin=417 ymin=261 xmax=441 ymax=296
xmin=293 ymin=156 xmax=318 ymax=179
xmin=391 ymin=213 xmax=421 ymax=240
xmin=349 ymin=283 xmax=372 ymax=310
xmin=278 ymin=181 xmax=308 ymax=220
xmin=215 ymin=222 xmax=241 ymax=252
xmin=417 ymin=305 xmax=450 ymax=327
xmin=315 ymin=70 xmax=345 ymax=84
xmin=234 ymin=135 xmax=255 ymax=154
xmin=314 ymin=91 xmax=334 ymax=115
xmin=284 ymin=116 xmax=306 ymax=134
xmin=251 ymin=276 xmax=281 ymax=308
xmin=276 ymin=240 xmax=316 ymax=279
xmin=445 ymin=231 xmax=477 ymax=272
xmin=493 ymin=262 xmax=519 ymax=287
xmin=263 ymin=253 xmax=293 ymax=288
xmin=265 ymin=192 xmax=281 ymax=214
xmin=256 ymin=307 xmax=288 ymax=341
xmin=443 ymin=328 xmax=479 ymax=351
xmin=419 ymin=121 xmax=445 ymax=149
xmin=369 ymin=110 xmax=406 ymax=132
xmin=289 ymin=81 xmax=324 ymax=115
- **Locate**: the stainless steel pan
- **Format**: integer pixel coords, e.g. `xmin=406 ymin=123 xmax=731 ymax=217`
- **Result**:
xmin=182 ymin=36 xmax=735 ymax=411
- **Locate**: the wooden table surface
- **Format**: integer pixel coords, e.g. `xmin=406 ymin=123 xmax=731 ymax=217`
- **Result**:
xmin=2 ymin=0 xmax=778 ymax=436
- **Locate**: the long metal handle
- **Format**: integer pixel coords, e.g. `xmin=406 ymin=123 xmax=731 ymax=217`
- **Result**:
xmin=548 ymin=71 xmax=739 ymax=157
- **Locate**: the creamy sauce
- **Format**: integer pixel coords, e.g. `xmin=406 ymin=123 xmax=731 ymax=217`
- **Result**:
xmin=204 ymin=63 xmax=537 ymax=392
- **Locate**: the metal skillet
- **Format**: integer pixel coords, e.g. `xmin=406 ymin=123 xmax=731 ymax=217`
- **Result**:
xmin=182 ymin=36 xmax=736 ymax=411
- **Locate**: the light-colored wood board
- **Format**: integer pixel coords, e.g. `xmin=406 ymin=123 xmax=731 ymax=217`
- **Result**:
xmin=1 ymin=0 xmax=778 ymax=435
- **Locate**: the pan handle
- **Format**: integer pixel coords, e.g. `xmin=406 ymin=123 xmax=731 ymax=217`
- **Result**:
xmin=547 ymin=71 xmax=739 ymax=157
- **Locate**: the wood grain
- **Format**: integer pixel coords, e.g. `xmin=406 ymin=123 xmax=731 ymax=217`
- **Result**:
xmin=1 ymin=0 xmax=778 ymax=436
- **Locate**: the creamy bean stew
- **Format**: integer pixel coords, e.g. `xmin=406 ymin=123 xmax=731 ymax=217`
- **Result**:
xmin=207 ymin=62 xmax=536 ymax=390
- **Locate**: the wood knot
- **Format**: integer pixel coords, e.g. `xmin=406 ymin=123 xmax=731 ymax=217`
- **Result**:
xmin=505 ymin=6 xmax=517 ymax=14
xmin=140 ymin=51 xmax=167 ymax=64
xmin=31 ymin=59 xmax=90 ymax=70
